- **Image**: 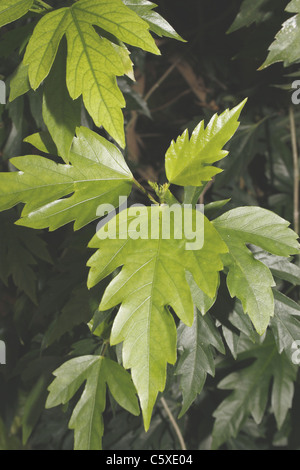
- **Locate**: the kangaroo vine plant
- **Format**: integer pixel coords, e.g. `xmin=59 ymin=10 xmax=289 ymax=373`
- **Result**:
xmin=1 ymin=0 xmax=300 ymax=451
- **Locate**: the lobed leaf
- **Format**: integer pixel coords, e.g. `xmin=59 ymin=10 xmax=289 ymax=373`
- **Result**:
xmin=87 ymin=205 xmax=228 ymax=429
xmin=23 ymin=0 xmax=163 ymax=146
xmin=176 ymin=309 xmax=224 ymax=417
xmin=165 ymin=99 xmax=247 ymax=187
xmin=260 ymin=0 xmax=300 ymax=69
xmin=213 ymin=207 xmax=300 ymax=334
xmin=46 ymin=356 xmax=139 ymax=450
xmin=0 ymin=127 xmax=133 ymax=230
xmin=212 ymin=334 xmax=297 ymax=449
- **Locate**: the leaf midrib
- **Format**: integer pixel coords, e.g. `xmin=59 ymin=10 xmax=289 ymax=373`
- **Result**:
xmin=69 ymin=8 xmax=119 ymax=137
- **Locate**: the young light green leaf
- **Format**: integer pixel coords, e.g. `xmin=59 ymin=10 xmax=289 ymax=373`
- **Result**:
xmin=46 ymin=356 xmax=139 ymax=450
xmin=165 ymin=99 xmax=247 ymax=187
xmin=42 ymin=43 xmax=81 ymax=163
xmin=176 ymin=309 xmax=224 ymax=418
xmin=0 ymin=127 xmax=133 ymax=230
xmin=213 ymin=207 xmax=300 ymax=334
xmin=0 ymin=0 xmax=33 ymax=29
xmin=212 ymin=335 xmax=297 ymax=449
xmin=260 ymin=0 xmax=300 ymax=69
xmin=23 ymin=0 xmax=162 ymax=146
xmin=87 ymin=205 xmax=228 ymax=429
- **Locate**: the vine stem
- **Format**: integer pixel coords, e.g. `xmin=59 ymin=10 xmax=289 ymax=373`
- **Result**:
xmin=160 ymin=397 xmax=187 ymax=451
xmin=289 ymin=105 xmax=299 ymax=234
xmin=133 ymin=177 xmax=159 ymax=205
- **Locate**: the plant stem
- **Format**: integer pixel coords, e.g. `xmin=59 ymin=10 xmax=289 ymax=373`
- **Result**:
xmin=144 ymin=58 xmax=181 ymax=102
xmin=160 ymin=397 xmax=187 ymax=451
xmin=33 ymin=0 xmax=52 ymax=10
xmin=289 ymin=105 xmax=299 ymax=234
xmin=100 ymin=341 xmax=109 ymax=357
xmin=133 ymin=178 xmax=159 ymax=205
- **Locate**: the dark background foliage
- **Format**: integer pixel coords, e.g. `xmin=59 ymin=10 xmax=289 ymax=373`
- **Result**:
xmin=0 ymin=0 xmax=300 ymax=450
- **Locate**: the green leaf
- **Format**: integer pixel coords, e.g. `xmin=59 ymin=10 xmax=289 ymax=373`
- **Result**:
xmin=0 ymin=23 xmax=34 ymax=59
xmin=123 ymin=0 xmax=185 ymax=41
xmin=0 ymin=0 xmax=34 ymax=29
xmin=22 ymin=374 xmax=50 ymax=445
xmin=24 ymin=8 xmax=69 ymax=89
xmin=23 ymin=0 xmax=162 ymax=146
xmin=260 ymin=0 xmax=300 ymax=69
xmin=219 ymin=243 xmax=275 ymax=335
xmin=9 ymin=62 xmax=30 ymax=102
xmin=87 ymin=205 xmax=228 ymax=429
xmin=176 ymin=309 xmax=224 ymax=417
xmin=186 ymin=271 xmax=217 ymax=316
xmin=0 ymin=417 xmax=22 ymax=450
xmin=213 ymin=207 xmax=300 ymax=334
xmin=212 ymin=335 xmax=297 ymax=449
xmin=272 ymin=349 xmax=297 ymax=429
xmin=222 ymin=327 xmax=239 ymax=360
xmin=228 ymin=301 xmax=260 ymax=344
xmin=213 ymin=207 xmax=300 ymax=256
xmin=219 ymin=300 xmax=260 ymax=357
xmin=0 ymin=127 xmax=133 ymax=230
xmin=3 ymin=97 xmax=25 ymax=160
xmin=118 ymin=77 xmax=151 ymax=117
xmin=204 ymin=199 xmax=231 ymax=218
xmin=0 ymin=211 xmax=51 ymax=303
xmin=227 ymin=0 xmax=271 ymax=33
xmin=24 ymin=131 xmax=57 ymax=155
xmin=42 ymin=43 xmax=81 ymax=162
xmin=253 ymin=246 xmax=300 ymax=286
xmin=165 ymin=99 xmax=247 ymax=187
xmin=46 ymin=356 xmax=139 ymax=450
xmin=42 ymin=286 xmax=94 ymax=348
xmin=271 ymin=290 xmax=300 ymax=359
